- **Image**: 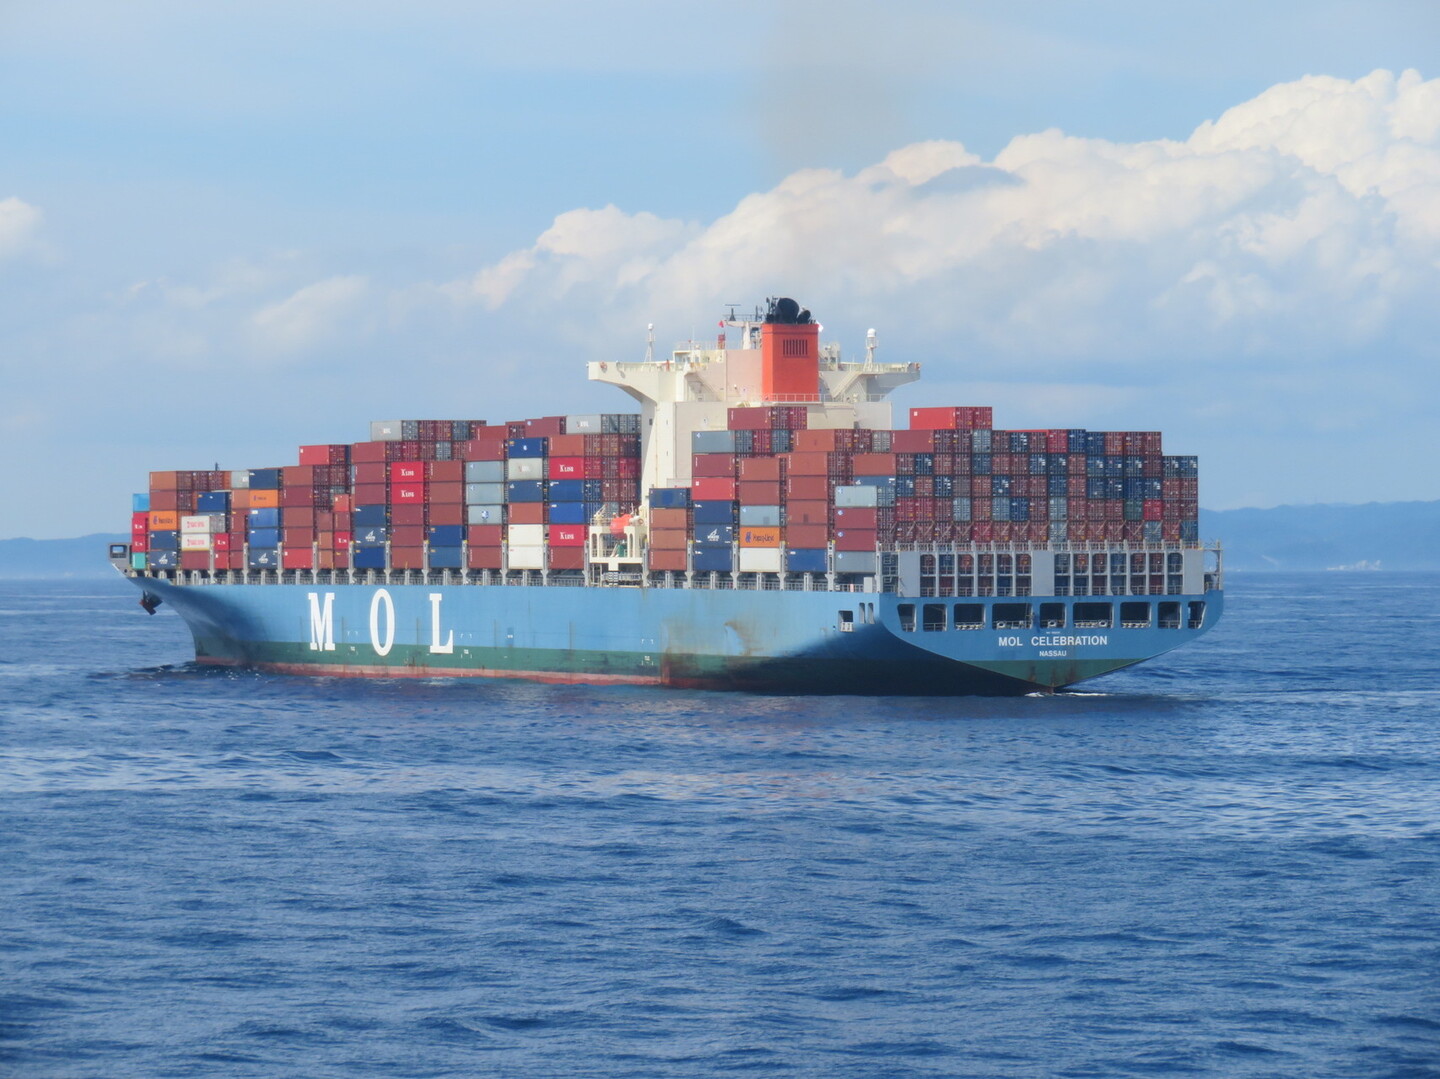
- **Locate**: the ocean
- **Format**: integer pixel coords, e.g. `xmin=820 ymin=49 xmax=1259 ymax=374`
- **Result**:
xmin=3 ymin=573 xmax=1438 ymax=1078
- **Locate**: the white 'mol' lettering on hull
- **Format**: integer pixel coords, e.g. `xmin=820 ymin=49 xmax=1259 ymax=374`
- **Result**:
xmin=428 ymin=593 xmax=455 ymax=654
xmin=307 ymin=592 xmax=335 ymax=651
xmin=369 ymin=589 xmax=395 ymax=656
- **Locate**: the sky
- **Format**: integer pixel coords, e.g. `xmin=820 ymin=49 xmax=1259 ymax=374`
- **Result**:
xmin=2 ymin=0 xmax=1439 ymax=537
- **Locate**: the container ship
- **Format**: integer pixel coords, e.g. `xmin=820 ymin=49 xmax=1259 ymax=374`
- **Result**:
xmin=111 ymin=297 xmax=1223 ymax=694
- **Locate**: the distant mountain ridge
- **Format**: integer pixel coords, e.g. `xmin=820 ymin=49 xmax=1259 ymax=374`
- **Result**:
xmin=1200 ymin=501 xmax=1440 ymax=571
xmin=3 ymin=503 xmax=1439 ymax=575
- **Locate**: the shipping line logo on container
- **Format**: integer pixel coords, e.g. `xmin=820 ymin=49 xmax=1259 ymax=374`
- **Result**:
xmin=308 ymin=591 xmax=455 ymax=655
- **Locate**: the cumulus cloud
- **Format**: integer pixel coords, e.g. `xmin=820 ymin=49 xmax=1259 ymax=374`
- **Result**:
xmin=458 ymin=69 xmax=1440 ymax=372
xmin=0 ymin=196 xmax=43 ymax=259
xmin=251 ymin=274 xmax=370 ymax=352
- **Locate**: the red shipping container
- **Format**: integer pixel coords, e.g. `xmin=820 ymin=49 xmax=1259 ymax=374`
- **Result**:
xmin=1143 ymin=499 xmax=1164 ymax=521
xmin=617 ymin=457 xmax=639 ymax=479
xmin=786 ymin=523 xmax=829 ymax=548
xmin=391 ymin=482 xmax=426 ymax=504
xmin=390 ymin=461 xmax=425 ymax=482
xmin=601 ymin=457 xmax=620 ymax=479
xmin=834 ymin=528 xmax=877 ymax=551
xmin=333 ymin=531 xmax=353 ymax=550
xmin=909 ymin=406 xmax=961 ymax=430
xmin=784 ymin=475 xmax=829 ymax=501
xmin=727 ymin=406 xmax=770 ymax=430
xmin=548 ymin=524 xmax=587 ymax=547
xmin=349 ymin=441 xmax=388 ymax=463
xmin=833 ymin=506 xmax=877 ymax=528
xmin=692 ymin=453 xmax=737 ymax=477
xmin=390 ymin=525 xmax=424 ymax=547
xmin=692 ymin=476 xmax=737 ymax=501
xmin=281 ymin=485 xmax=314 ymax=508
xmin=468 ymin=525 xmax=503 ymax=546
xmin=786 ymin=500 xmax=830 ymax=525
xmin=461 ymin=436 xmax=507 ymax=461
xmin=279 ymin=465 xmax=313 ymax=486
xmin=649 ymin=528 xmax=689 ymax=550
xmin=525 ymin=416 xmax=565 ymax=437
xmin=428 ymin=503 xmax=464 ymax=526
xmin=549 ymin=547 xmax=585 ymax=571
xmin=318 ymin=549 xmax=350 ymax=570
xmin=331 ymin=493 xmax=353 ymax=516
xmin=298 ymin=444 xmax=349 ymax=466
xmin=651 ymin=507 xmax=689 ymax=529
xmin=739 ymin=456 xmax=782 ymax=482
xmin=548 ymin=456 xmax=592 ymax=479
xmin=851 ymin=453 xmax=896 ymax=477
xmin=793 ymin=429 xmax=839 ymax=452
xmin=353 ymin=483 xmax=386 ymax=505
xmin=648 ymin=549 xmax=687 ymax=571
xmin=149 ymin=490 xmax=179 ymax=511
xmin=286 ymin=507 xmax=316 ymax=529
xmin=429 ymin=481 xmax=464 ymax=504
xmin=737 ymin=481 xmax=781 ymax=505
xmin=1104 ymin=432 xmax=1125 ymax=455
xmin=390 ymin=546 xmax=425 ymax=570
xmin=130 ymin=535 xmax=150 ymax=552
xmin=427 ymin=460 xmax=464 ymax=482
xmin=786 ymin=452 xmax=830 ymax=476
xmin=890 ymin=430 xmax=936 ymax=453
xmin=508 ymin=502 xmax=545 ymax=525
xmin=131 ymin=510 xmax=150 ymax=530
xmin=352 ymin=462 xmax=385 ymax=484
xmin=178 ymin=551 xmax=209 ymax=570
xmin=390 ymin=503 xmax=425 ymax=526
xmin=550 ymin=434 xmax=585 ymax=456
xmin=468 ymin=546 xmax=503 ymax=570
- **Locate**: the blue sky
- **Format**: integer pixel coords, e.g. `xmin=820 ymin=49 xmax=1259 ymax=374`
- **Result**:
xmin=2 ymin=1 xmax=1439 ymax=536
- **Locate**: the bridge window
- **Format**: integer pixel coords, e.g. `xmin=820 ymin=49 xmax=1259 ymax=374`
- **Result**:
xmin=1073 ymin=602 xmax=1113 ymax=628
xmin=1158 ymin=601 xmax=1182 ymax=629
xmin=1188 ymin=601 xmax=1206 ymax=629
xmin=953 ymin=603 xmax=984 ymax=629
xmin=1120 ymin=601 xmax=1152 ymax=628
xmin=992 ymin=603 xmax=1032 ymax=630
xmin=1039 ymin=602 xmax=1065 ymax=628
xmin=922 ymin=604 xmax=947 ymax=631
xmin=897 ymin=604 xmax=916 ymax=632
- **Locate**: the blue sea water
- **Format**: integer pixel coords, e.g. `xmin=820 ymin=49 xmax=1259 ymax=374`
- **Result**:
xmin=2 ymin=573 xmax=1439 ymax=1078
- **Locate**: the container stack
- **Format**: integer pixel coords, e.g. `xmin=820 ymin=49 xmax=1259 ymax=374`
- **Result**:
xmin=130 ymin=415 xmax=642 ymax=573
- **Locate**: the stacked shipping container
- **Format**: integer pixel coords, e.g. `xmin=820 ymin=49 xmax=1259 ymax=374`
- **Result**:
xmin=132 ymin=416 xmax=642 ymax=573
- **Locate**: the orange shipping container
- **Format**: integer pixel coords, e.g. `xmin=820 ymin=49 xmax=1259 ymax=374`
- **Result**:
xmin=149 ymin=471 xmax=180 ymax=491
xmin=148 ymin=510 xmax=179 ymax=530
xmin=508 ymin=502 xmax=545 ymax=525
xmin=738 ymin=457 xmax=783 ymax=482
xmin=739 ymin=526 xmax=783 ymax=547
xmin=649 ymin=528 xmax=689 ymax=551
xmin=786 ymin=452 xmax=831 ymax=476
xmin=651 ymin=507 xmax=689 ymax=529
xmin=247 ymin=489 xmax=280 ymax=509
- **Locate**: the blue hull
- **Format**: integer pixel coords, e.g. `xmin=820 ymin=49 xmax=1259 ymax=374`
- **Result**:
xmin=126 ymin=575 xmax=1223 ymax=695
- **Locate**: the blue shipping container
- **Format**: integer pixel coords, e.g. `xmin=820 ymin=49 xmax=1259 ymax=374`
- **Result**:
xmin=428 ymin=525 xmax=465 ymax=547
xmin=247 ymin=549 xmax=279 ymax=569
xmin=247 ymin=507 xmax=281 ymax=528
xmin=547 ymin=502 xmax=587 ymax=525
xmin=692 ymin=500 xmax=737 ymax=524
xmin=507 ymin=480 xmax=546 ymax=502
xmin=428 ymin=548 xmax=463 ymax=569
xmin=692 ymin=547 xmax=733 ymax=573
xmin=196 ymin=491 xmax=229 ymax=512
xmin=246 ymin=528 xmax=280 ymax=548
xmin=248 ymin=468 xmax=282 ymax=490
xmin=132 ymin=492 xmax=150 ymax=512
xmin=649 ymin=487 xmax=692 ymax=509
xmin=148 ymin=550 xmax=179 ymax=568
xmin=354 ymin=526 xmax=388 ymax=547
xmin=547 ymin=479 xmax=584 ymax=502
xmin=149 ymin=530 xmax=179 ymax=550
xmin=785 ymin=548 xmax=827 ymax=573
xmin=692 ymin=523 xmax=734 ymax=545
xmin=507 ymin=438 xmax=547 ymax=458
xmin=353 ymin=546 xmax=386 ymax=569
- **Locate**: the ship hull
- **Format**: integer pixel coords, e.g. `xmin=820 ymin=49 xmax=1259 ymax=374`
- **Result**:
xmin=126 ymin=575 xmax=1222 ymax=695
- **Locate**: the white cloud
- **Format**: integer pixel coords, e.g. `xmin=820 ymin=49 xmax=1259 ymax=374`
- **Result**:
xmin=0 ymin=196 xmax=43 ymax=259
xmin=251 ymin=274 xmax=370 ymax=352
xmin=458 ymin=69 xmax=1440 ymax=374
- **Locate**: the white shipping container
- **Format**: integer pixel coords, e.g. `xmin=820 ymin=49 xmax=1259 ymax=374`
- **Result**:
xmin=738 ymin=548 xmax=782 ymax=573
xmin=506 ymin=458 xmax=544 ymax=480
xmin=465 ymin=460 xmax=505 ymax=483
xmin=230 ymin=471 xmax=250 ymax=489
xmin=180 ymin=515 xmax=217 ymax=534
xmin=370 ymin=420 xmax=403 ymax=441
xmin=508 ymin=545 xmax=546 ymax=570
xmin=834 ymin=485 xmax=879 ymax=508
xmin=565 ymin=414 xmax=604 ymax=433
xmin=507 ymin=524 xmax=545 ymax=547
xmin=180 ymin=534 xmax=212 ymax=551
xmin=467 ymin=504 xmax=506 ymax=525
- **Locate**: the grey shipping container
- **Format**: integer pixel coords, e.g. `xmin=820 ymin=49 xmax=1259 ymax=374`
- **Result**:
xmin=370 ymin=420 xmax=404 ymax=441
xmin=465 ymin=460 xmax=505 ymax=483
xmin=835 ymin=551 xmax=877 ymax=574
xmin=465 ymin=482 xmax=506 ymax=505
xmin=738 ymin=505 xmax=781 ymax=526
xmin=691 ymin=430 xmax=737 ymax=453
xmin=833 ymin=485 xmax=879 ymax=508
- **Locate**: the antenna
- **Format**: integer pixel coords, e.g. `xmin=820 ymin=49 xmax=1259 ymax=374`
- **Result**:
xmin=646 ymin=323 xmax=654 ymax=364
xmin=866 ymin=328 xmax=877 ymax=365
